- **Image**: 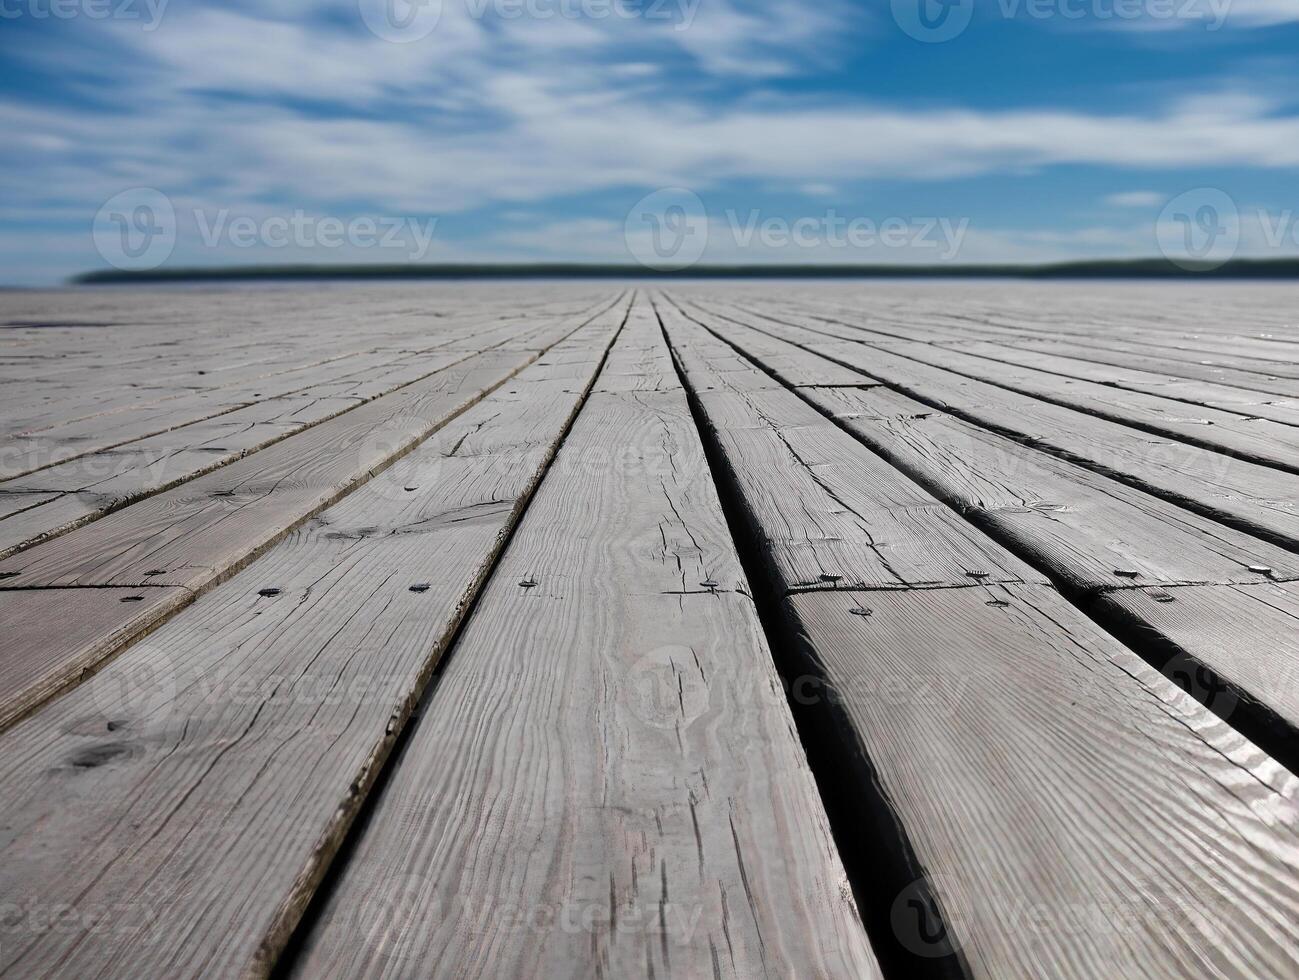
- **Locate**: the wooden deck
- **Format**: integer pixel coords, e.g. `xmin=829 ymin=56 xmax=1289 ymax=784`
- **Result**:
xmin=1 ymin=282 xmax=1298 ymax=979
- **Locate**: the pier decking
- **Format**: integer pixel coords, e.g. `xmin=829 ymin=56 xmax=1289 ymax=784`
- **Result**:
xmin=2 ymin=282 xmax=1297 ymax=978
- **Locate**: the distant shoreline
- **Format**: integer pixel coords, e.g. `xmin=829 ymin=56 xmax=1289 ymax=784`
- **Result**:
xmin=71 ymin=258 xmax=1299 ymax=284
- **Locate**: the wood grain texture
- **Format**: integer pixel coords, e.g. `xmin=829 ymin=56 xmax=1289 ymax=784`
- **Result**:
xmin=681 ymin=302 xmax=1299 ymax=595
xmin=291 ymin=308 xmax=881 ymax=980
xmin=0 ymin=314 xmax=626 ymax=979
xmin=0 ymin=326 xmax=565 ymax=561
xmin=1094 ymin=583 xmax=1299 ymax=754
xmin=659 ymin=302 xmax=1041 ymax=593
xmin=684 ymin=299 xmax=1299 ymax=551
xmin=0 ymin=305 xmax=622 ymax=732
xmin=684 ymin=300 xmax=1299 ymax=775
xmin=0 ymin=585 xmax=193 ymax=730
xmin=786 ymin=585 xmax=1299 ymax=979
xmin=661 ymin=291 xmax=1299 ymax=979
xmin=719 ymin=299 xmax=1299 ymax=472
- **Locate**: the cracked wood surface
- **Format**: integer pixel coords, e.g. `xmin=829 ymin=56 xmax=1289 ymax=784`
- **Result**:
xmin=657 ymin=302 xmax=1042 ymax=594
xmin=660 ymin=293 xmax=1299 ymax=979
xmin=682 ymin=298 xmax=1299 ymax=551
xmin=786 ymin=585 xmax=1299 ymax=979
xmin=291 ymin=304 xmax=881 ymax=980
xmin=0 ymin=299 xmax=625 ymax=733
xmin=0 ymin=309 xmax=628 ymax=979
xmin=4 ymin=283 xmax=1299 ymax=980
xmin=747 ymin=315 xmax=1299 ymax=472
xmin=669 ymin=298 xmax=1299 ymax=757
xmin=0 ymin=299 xmax=609 ymax=557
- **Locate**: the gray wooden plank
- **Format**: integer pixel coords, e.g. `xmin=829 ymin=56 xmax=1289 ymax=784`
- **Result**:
xmin=684 ymin=302 xmax=1299 ymax=764
xmin=683 ymin=303 xmax=1299 ymax=591
xmin=0 ymin=291 xmax=603 ymax=455
xmin=660 ymin=296 xmax=1299 ymax=979
xmin=0 ymin=313 xmax=627 ymax=979
xmin=0 ymin=324 xmax=567 ymax=561
xmin=958 ymin=334 xmax=1299 ymax=400
xmin=0 ymin=586 xmax=193 ymax=728
xmin=716 ymin=299 xmax=1299 ymax=473
xmin=657 ymin=307 xmax=1042 ymax=594
xmin=681 ymin=300 xmax=1299 ymax=552
xmin=925 ymin=339 xmax=1299 ymax=426
xmin=761 ymin=290 xmax=1299 ymax=389
xmin=0 ymin=307 xmax=584 ymax=482
xmin=1094 ymin=582 xmax=1299 ymax=761
xmin=291 ymin=305 xmax=881 ymax=979
xmin=787 ymin=585 xmax=1299 ymax=979
xmin=0 ymin=301 xmax=624 ymax=732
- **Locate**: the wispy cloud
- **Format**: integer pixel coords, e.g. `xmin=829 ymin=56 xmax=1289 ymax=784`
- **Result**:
xmin=1103 ymin=191 xmax=1166 ymax=207
xmin=2 ymin=0 xmax=1297 ymax=281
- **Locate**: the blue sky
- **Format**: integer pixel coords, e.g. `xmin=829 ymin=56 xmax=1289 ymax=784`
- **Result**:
xmin=3 ymin=0 xmax=1299 ymax=282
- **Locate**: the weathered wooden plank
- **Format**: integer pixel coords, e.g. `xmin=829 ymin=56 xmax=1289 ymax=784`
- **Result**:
xmin=0 ymin=491 xmax=60 ymax=520
xmin=924 ymin=339 xmax=1299 ymax=426
xmin=711 ymin=299 xmax=1299 ymax=473
xmin=958 ymin=335 xmax=1299 ymax=400
xmin=0 ymin=302 xmax=623 ymax=731
xmin=0 ymin=324 xmax=569 ymax=560
xmin=1095 ymin=582 xmax=1299 ymax=761
xmin=786 ymin=585 xmax=1299 ymax=979
xmin=0 ymin=586 xmax=193 ymax=727
xmin=681 ymin=300 xmax=1299 ymax=552
xmin=658 ymin=306 xmax=1041 ymax=594
xmin=0 ymin=308 xmax=580 ymax=482
xmin=661 ymin=298 xmax=1299 ymax=978
xmin=684 ymin=305 xmax=1299 ymax=764
xmin=754 ymin=283 xmax=1299 ymax=364
xmin=803 ymin=385 xmax=1299 ymax=588
xmin=291 ymin=308 xmax=881 ymax=980
xmin=0 ymin=315 xmax=627 ymax=979
xmin=685 ymin=303 xmax=1298 ymax=589
xmin=759 ymin=291 xmax=1299 ymax=392
xmin=0 ymin=292 xmax=603 ymax=455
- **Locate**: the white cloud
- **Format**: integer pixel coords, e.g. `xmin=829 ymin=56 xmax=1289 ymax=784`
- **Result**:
xmin=1103 ymin=191 xmax=1165 ymax=207
xmin=6 ymin=0 xmax=1299 ymax=281
xmin=1219 ymin=0 xmax=1299 ymax=26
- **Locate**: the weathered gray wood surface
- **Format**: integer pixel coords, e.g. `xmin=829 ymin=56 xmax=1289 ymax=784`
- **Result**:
xmin=0 ymin=310 xmax=627 ymax=979
xmin=0 ymin=300 xmax=610 ymax=557
xmin=0 ymin=299 xmax=625 ymax=732
xmin=679 ymin=298 xmax=1299 ymax=551
xmin=675 ymin=295 xmax=1299 ymax=768
xmin=4 ymin=282 xmax=1299 ymax=980
xmin=292 ymin=303 xmax=881 ymax=980
xmin=706 ymin=298 xmax=1299 ymax=472
xmin=660 ymin=297 xmax=1299 ymax=979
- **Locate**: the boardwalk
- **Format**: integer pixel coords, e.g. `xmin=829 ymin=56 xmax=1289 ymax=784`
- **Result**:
xmin=1 ymin=281 xmax=1298 ymax=979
